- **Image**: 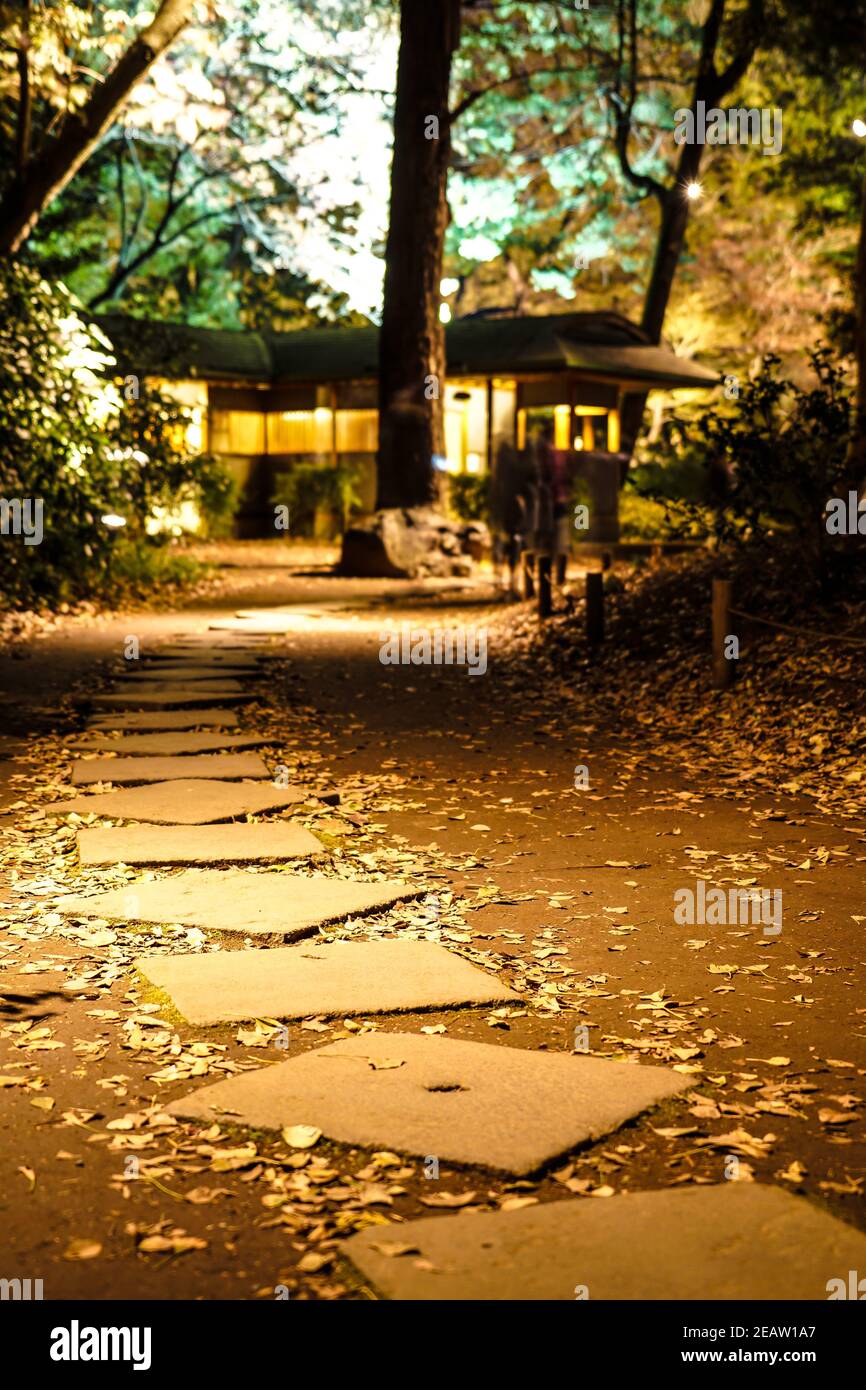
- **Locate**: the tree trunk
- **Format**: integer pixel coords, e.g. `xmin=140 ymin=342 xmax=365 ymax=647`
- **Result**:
xmin=375 ymin=0 xmax=462 ymax=510
xmin=848 ymin=161 xmax=866 ymax=493
xmin=0 ymin=0 xmax=193 ymax=255
xmin=620 ymin=0 xmax=764 ymax=453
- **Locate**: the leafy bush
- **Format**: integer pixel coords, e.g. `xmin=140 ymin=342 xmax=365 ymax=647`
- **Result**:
xmin=271 ymin=460 xmax=364 ymax=537
xmin=0 ymin=262 xmax=235 ymax=606
xmin=448 ymin=472 xmax=490 ymax=523
xmin=636 ymin=351 xmax=853 ymax=577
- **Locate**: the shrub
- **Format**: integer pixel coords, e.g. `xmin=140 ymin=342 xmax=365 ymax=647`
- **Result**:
xmin=636 ymin=350 xmax=854 ymax=580
xmin=448 ymin=472 xmax=490 ymax=523
xmin=0 ymin=262 xmax=235 ymax=606
xmin=271 ymin=459 xmax=364 ymax=537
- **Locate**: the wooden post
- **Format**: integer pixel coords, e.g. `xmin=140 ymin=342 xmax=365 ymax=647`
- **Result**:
xmin=712 ymin=577 xmax=733 ymax=689
xmin=586 ymin=570 xmax=604 ymax=644
xmin=523 ymin=551 xmax=535 ymax=600
xmin=538 ymin=555 xmax=552 ymax=618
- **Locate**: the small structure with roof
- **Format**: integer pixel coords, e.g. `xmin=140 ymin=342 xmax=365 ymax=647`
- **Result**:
xmin=97 ymin=309 xmax=718 ymax=541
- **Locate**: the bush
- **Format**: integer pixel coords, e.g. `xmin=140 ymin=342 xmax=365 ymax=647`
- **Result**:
xmin=271 ymin=460 xmax=364 ymax=537
xmin=448 ymin=472 xmax=489 ymax=523
xmin=636 ymin=350 xmax=854 ymax=579
xmin=0 ymin=262 xmax=235 ymax=606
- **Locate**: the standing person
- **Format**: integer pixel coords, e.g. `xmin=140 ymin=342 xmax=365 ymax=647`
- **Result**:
xmin=491 ymin=438 xmax=531 ymax=597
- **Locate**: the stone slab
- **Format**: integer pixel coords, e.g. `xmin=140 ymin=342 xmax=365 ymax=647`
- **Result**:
xmin=341 ymin=1184 xmax=866 ymax=1301
xmin=77 ymin=821 xmax=325 ymax=866
xmin=150 ymin=648 xmax=266 ymax=662
xmin=168 ymin=1032 xmax=689 ymax=1173
xmin=150 ymin=645 xmax=268 ymax=659
xmin=90 ymin=688 xmax=251 ymax=709
xmin=72 ymin=732 xmax=269 ymax=756
xmin=56 ymin=869 xmax=417 ymax=938
xmin=136 ymin=939 xmax=517 ymax=1025
xmin=122 ymin=666 xmax=260 ymax=682
xmin=70 ymin=752 xmax=270 ymax=785
xmin=46 ymin=779 xmax=308 ymax=824
xmin=86 ymin=710 xmax=240 ymax=731
xmin=105 ymin=678 xmax=244 ymax=694
xmin=209 ymin=616 xmax=298 ymax=634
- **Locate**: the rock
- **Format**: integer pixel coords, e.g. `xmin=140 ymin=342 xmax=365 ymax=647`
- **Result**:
xmin=339 ymin=508 xmax=488 ymax=579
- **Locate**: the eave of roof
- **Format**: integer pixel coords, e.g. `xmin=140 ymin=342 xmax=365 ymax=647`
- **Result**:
xmin=93 ymin=310 xmax=720 ymax=391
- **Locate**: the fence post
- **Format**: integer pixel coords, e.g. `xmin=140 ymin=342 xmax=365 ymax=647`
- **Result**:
xmin=712 ymin=577 xmax=734 ymax=689
xmin=586 ymin=571 xmax=604 ymax=645
xmin=522 ymin=551 xmax=535 ymax=600
xmin=537 ymin=555 xmax=553 ymax=618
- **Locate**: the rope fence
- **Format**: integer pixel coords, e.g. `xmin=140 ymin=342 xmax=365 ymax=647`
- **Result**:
xmin=714 ymin=578 xmax=866 ymax=688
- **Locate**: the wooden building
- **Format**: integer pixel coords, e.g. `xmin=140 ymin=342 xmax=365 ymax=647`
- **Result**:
xmin=97 ymin=309 xmax=718 ymax=540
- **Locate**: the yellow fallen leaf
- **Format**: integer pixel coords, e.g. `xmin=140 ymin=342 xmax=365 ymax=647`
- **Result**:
xmin=281 ymin=1124 xmax=321 ymax=1149
xmin=64 ymin=1239 xmax=102 ymax=1261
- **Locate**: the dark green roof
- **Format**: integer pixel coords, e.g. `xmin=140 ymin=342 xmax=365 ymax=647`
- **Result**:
xmin=94 ymin=310 xmax=718 ymax=391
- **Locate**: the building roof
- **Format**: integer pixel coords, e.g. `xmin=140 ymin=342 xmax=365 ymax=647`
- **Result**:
xmin=94 ymin=310 xmax=719 ymax=391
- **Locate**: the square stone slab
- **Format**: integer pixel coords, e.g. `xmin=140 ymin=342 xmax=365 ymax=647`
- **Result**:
xmin=122 ymin=666 xmax=259 ymax=682
xmin=72 ymin=732 xmax=269 ymax=756
xmin=151 ymin=645 xmax=269 ymax=659
xmin=70 ymin=752 xmax=270 ymax=785
xmin=136 ymin=939 xmax=518 ymax=1025
xmin=105 ymin=678 xmax=244 ymax=694
xmin=209 ymin=615 xmax=298 ymax=634
xmin=168 ymin=1033 xmax=689 ymax=1173
xmin=86 ymin=710 xmax=240 ymax=731
xmin=46 ymin=779 xmax=308 ymax=824
xmin=341 ymin=1184 xmax=866 ymax=1301
xmin=77 ymin=821 xmax=324 ymax=867
xmin=90 ymin=687 xmax=250 ymax=709
xmin=56 ymin=869 xmax=417 ymax=938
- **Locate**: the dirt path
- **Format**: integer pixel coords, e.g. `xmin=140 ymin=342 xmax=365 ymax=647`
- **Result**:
xmin=1 ymin=547 xmax=863 ymax=1300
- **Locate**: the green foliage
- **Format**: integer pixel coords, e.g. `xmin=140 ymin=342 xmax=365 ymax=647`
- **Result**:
xmin=0 ymin=261 xmax=234 ymax=606
xmin=448 ymin=472 xmax=489 ymax=523
xmin=636 ymin=350 xmax=853 ymax=577
xmin=111 ymin=389 xmax=237 ymax=540
xmin=271 ymin=459 xmax=364 ymax=537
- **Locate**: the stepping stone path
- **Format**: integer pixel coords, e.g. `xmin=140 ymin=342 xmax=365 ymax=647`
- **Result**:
xmin=77 ymin=821 xmax=324 ymax=867
xmin=167 ymin=1031 xmax=689 ymax=1173
xmin=72 ymin=732 xmax=270 ymax=755
xmin=47 ymin=778 xmax=309 ymax=824
xmin=57 ymin=868 xmax=418 ymax=938
xmin=69 ymin=752 xmax=270 ymax=785
xmin=136 ymin=939 xmax=518 ymax=1025
xmin=341 ymin=1183 xmax=866 ymax=1301
xmin=35 ymin=613 xmax=863 ymax=1299
xmin=87 ymin=710 xmax=240 ymax=731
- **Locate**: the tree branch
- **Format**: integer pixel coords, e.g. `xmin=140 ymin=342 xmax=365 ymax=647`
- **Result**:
xmin=0 ymin=0 xmax=195 ymax=254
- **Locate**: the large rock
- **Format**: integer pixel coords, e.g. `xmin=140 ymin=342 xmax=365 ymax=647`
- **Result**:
xmin=339 ymin=508 xmax=487 ymax=579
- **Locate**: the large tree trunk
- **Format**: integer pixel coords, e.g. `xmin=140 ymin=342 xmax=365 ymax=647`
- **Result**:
xmin=375 ymin=0 xmax=462 ymax=510
xmin=848 ymin=161 xmax=866 ymax=493
xmin=0 ymin=0 xmax=193 ymax=255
